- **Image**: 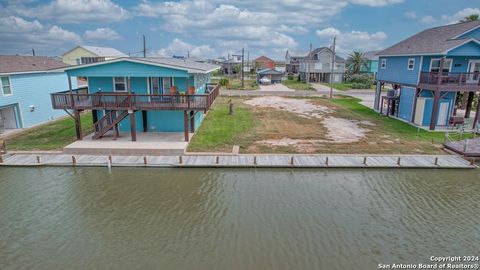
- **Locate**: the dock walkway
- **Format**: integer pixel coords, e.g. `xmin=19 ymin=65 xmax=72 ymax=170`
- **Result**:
xmin=0 ymin=153 xmax=476 ymax=169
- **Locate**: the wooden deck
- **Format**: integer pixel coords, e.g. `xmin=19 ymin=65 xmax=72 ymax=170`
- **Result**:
xmin=51 ymin=84 xmax=220 ymax=111
xmin=444 ymin=138 xmax=480 ymax=157
xmin=0 ymin=154 xmax=476 ymax=169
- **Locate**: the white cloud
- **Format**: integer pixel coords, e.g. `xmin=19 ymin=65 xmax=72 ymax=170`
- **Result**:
xmin=406 ymin=7 xmax=480 ymax=25
xmin=404 ymin=11 xmax=417 ymax=19
xmin=133 ymin=0 xmax=362 ymax=58
xmin=0 ymin=16 xmax=81 ymax=54
xmin=278 ymin=24 xmax=309 ymax=34
xmin=84 ymin=28 xmax=122 ymax=41
xmin=316 ymin=27 xmax=387 ymax=55
xmin=156 ymin=38 xmax=215 ymax=58
xmin=419 ymin=15 xmax=436 ymax=24
xmin=10 ymin=0 xmax=131 ymax=23
xmin=348 ymin=0 xmax=403 ymax=7
xmin=441 ymin=7 xmax=480 ymax=24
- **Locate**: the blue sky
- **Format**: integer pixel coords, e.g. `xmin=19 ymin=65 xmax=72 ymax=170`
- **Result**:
xmin=0 ymin=0 xmax=478 ymax=60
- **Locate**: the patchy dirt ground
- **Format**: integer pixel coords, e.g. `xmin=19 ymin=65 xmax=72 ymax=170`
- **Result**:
xmin=244 ymin=96 xmax=372 ymax=145
xmin=189 ymin=96 xmax=445 ymax=154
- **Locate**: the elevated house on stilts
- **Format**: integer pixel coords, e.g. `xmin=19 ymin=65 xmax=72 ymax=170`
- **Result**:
xmin=50 ymin=57 xmax=220 ymax=154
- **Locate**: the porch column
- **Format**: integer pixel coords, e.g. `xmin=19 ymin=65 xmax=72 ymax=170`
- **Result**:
xmin=184 ymin=110 xmax=189 ymax=142
xmin=374 ymin=82 xmax=382 ymax=111
xmin=190 ymin=111 xmax=195 ymax=133
xmin=464 ymin=92 xmax=475 ymax=118
xmin=74 ymin=109 xmax=82 ymax=140
xmin=129 ymin=110 xmax=136 ymax=141
xmin=142 ymin=111 xmax=147 ymax=132
xmin=473 ymin=95 xmax=480 ymax=130
xmin=410 ymin=88 xmax=420 ymax=123
xmin=429 ymin=90 xmax=441 ymax=130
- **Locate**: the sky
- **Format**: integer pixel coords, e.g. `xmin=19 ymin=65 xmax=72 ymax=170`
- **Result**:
xmin=0 ymin=0 xmax=478 ymax=60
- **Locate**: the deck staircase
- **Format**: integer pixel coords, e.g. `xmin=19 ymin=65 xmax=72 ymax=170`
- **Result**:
xmin=92 ymin=110 xmax=129 ymax=140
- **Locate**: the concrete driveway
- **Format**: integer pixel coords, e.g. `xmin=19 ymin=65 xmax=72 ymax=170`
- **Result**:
xmin=258 ymin=83 xmax=294 ymax=92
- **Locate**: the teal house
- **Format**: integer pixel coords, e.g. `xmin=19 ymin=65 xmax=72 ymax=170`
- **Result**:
xmin=375 ymin=20 xmax=480 ymax=131
xmin=0 ymin=55 xmax=74 ymax=133
xmin=361 ymin=51 xmax=379 ymax=76
xmin=51 ymin=57 xmax=220 ymax=141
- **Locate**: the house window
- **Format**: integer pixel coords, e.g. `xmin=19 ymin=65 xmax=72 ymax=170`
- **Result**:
xmin=381 ymin=59 xmax=387 ymax=69
xmin=407 ymin=58 xmax=415 ymax=70
xmin=162 ymin=77 xmax=173 ymax=93
xmin=314 ymin=63 xmax=323 ymax=69
xmin=430 ymin=59 xmax=452 ymax=73
xmin=75 ymin=58 xmax=81 ymax=65
xmin=150 ymin=77 xmax=160 ymax=95
xmin=113 ymin=77 xmax=127 ymax=92
xmin=1 ymin=76 xmax=12 ymax=95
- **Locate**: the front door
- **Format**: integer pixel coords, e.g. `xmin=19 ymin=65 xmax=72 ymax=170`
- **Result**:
xmin=437 ymin=102 xmax=449 ymax=126
xmin=0 ymin=106 xmax=17 ymax=130
xmin=467 ymin=60 xmax=480 ymax=84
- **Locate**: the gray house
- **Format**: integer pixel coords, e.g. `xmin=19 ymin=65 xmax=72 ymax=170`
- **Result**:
xmin=285 ymin=49 xmax=306 ymax=74
xmin=298 ymin=47 xmax=345 ymax=83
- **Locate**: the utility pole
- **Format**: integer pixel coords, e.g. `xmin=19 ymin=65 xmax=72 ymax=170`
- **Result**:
xmin=143 ymin=35 xmax=146 ymax=58
xmin=330 ymin=36 xmax=336 ymax=99
xmin=241 ymin=48 xmax=245 ymax=88
xmin=247 ymin=51 xmax=250 ymax=73
xmin=32 ymin=49 xmax=35 ymax=56
xmin=307 ymin=43 xmax=312 ymax=84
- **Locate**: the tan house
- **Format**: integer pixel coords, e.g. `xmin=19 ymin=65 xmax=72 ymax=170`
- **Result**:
xmin=62 ymin=45 xmax=128 ymax=65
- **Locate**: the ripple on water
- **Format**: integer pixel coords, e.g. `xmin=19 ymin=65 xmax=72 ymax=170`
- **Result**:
xmin=0 ymin=167 xmax=479 ymax=270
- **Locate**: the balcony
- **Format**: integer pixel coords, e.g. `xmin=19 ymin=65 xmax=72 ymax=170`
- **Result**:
xmin=418 ymin=72 xmax=480 ymax=91
xmin=51 ymin=83 xmax=220 ymax=111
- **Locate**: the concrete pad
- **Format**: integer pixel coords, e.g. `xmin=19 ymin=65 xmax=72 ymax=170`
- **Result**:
xmin=258 ymin=83 xmax=295 ymax=92
xmin=64 ymin=132 xmax=191 ymax=155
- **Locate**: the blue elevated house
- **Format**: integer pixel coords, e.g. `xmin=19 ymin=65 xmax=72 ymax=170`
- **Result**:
xmin=0 ymin=55 xmax=74 ymax=133
xmin=50 ymin=57 xmax=220 ymax=142
xmin=375 ymin=20 xmax=480 ymax=131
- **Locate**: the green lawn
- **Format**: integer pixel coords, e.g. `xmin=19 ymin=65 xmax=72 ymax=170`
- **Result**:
xmin=188 ymin=98 xmax=255 ymax=152
xmin=188 ymin=95 xmax=468 ymax=154
xmin=322 ymin=83 xmax=376 ymax=91
xmin=331 ymin=96 xmax=450 ymax=144
xmin=4 ymin=113 xmax=93 ymax=151
xmin=282 ymin=79 xmax=315 ymax=90
xmin=213 ymin=77 xmax=259 ymax=90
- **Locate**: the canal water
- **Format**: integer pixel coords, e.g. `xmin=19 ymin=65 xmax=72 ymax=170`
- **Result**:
xmin=0 ymin=167 xmax=479 ymax=270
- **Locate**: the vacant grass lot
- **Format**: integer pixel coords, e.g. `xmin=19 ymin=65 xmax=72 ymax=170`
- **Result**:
xmin=188 ymin=96 xmax=454 ymax=154
xmin=282 ymin=79 xmax=315 ymax=90
xmin=321 ymin=83 xmax=376 ymax=90
xmin=212 ymin=77 xmax=259 ymax=90
xmin=5 ymin=113 xmax=93 ymax=151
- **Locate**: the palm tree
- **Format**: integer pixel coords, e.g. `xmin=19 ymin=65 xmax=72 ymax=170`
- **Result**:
xmin=347 ymin=51 xmax=367 ymax=75
xmin=460 ymin=14 xmax=479 ymax=22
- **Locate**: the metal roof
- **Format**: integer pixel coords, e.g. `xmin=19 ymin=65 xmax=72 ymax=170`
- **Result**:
xmin=257 ymin=68 xmax=283 ymax=75
xmin=63 ymin=45 xmax=128 ymax=57
xmin=60 ymin=57 xmax=220 ymax=74
xmin=377 ymin=20 xmax=480 ymax=56
xmin=0 ymin=55 xmax=68 ymax=75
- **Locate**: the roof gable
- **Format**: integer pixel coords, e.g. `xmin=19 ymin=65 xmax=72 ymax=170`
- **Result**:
xmin=254 ymin=56 xmax=274 ymax=62
xmin=447 ymin=39 xmax=480 ymax=56
xmin=378 ymin=20 xmax=480 ymax=56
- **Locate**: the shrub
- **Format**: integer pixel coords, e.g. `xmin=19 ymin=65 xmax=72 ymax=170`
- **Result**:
xmin=219 ymin=78 xmax=229 ymax=86
xmin=349 ymin=74 xmax=373 ymax=85
xmin=350 ymin=82 xmax=371 ymax=89
xmin=287 ymin=74 xmax=294 ymax=80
